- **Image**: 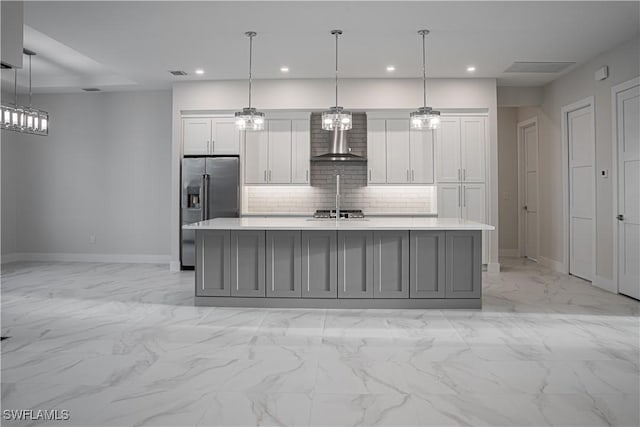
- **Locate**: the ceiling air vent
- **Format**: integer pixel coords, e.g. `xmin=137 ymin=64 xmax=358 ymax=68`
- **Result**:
xmin=82 ymin=88 xmax=101 ymax=92
xmin=504 ymin=62 xmax=575 ymax=73
xmin=169 ymin=70 xmax=188 ymax=76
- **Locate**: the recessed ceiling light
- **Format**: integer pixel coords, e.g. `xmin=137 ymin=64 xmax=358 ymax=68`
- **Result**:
xmin=280 ymin=66 xmax=289 ymax=73
xmin=195 ymin=69 xmax=205 ymax=75
xmin=467 ymin=66 xmax=476 ymax=72
xmin=386 ymin=65 xmax=396 ymax=72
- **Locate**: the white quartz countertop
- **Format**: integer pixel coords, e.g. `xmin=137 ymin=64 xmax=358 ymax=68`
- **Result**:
xmin=183 ymin=217 xmax=495 ymax=231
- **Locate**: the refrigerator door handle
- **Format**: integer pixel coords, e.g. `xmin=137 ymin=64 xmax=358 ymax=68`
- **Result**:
xmin=201 ymin=174 xmax=210 ymax=220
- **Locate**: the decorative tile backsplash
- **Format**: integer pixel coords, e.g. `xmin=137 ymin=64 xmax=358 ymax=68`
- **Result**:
xmin=243 ymin=112 xmax=437 ymax=215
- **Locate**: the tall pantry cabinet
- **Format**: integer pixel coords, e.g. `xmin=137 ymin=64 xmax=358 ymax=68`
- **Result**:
xmin=436 ymin=116 xmax=489 ymax=263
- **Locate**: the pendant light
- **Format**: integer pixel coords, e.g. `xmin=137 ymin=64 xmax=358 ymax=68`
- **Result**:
xmin=0 ymin=49 xmax=49 ymax=136
xmin=410 ymin=29 xmax=440 ymax=130
xmin=321 ymin=29 xmax=352 ymax=131
xmin=235 ymin=31 xmax=265 ymax=131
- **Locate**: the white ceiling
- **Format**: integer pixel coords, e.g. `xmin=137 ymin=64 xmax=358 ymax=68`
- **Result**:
xmin=3 ymin=1 xmax=639 ymax=93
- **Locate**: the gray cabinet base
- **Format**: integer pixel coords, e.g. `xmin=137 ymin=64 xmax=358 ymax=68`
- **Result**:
xmin=195 ymin=296 xmax=480 ymax=309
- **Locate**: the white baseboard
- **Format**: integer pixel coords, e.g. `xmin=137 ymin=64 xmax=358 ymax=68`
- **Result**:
xmin=487 ymin=262 xmax=501 ymax=273
xmin=593 ymin=275 xmax=617 ymax=294
xmin=1 ymin=252 xmax=171 ymax=266
xmin=499 ymin=249 xmax=519 ymax=257
xmin=169 ymin=260 xmax=181 ymax=272
xmin=538 ymin=256 xmax=565 ymax=273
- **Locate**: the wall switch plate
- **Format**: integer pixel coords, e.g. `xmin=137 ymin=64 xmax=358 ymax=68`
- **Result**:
xmin=600 ymin=169 xmax=609 ymax=178
xmin=89 ymin=235 xmax=96 ymax=244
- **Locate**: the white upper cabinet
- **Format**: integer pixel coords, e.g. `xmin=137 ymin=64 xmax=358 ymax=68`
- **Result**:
xmin=212 ymin=118 xmax=240 ymax=154
xmin=268 ymin=120 xmax=292 ymax=184
xmin=386 ymin=120 xmax=411 ymax=183
xmin=460 ymin=117 xmax=486 ymax=182
xmin=435 ymin=117 xmax=461 ymax=182
xmin=409 ymin=128 xmax=434 ymax=184
xmin=183 ymin=117 xmax=240 ymax=155
xmin=435 ymin=116 xmax=486 ymax=183
xmin=368 ymin=117 xmax=434 ymax=185
xmin=244 ymin=128 xmax=269 ymax=184
xmin=367 ymin=119 xmax=387 ymax=184
xmin=291 ymin=119 xmax=310 ymax=184
xmin=244 ymin=118 xmax=310 ymax=185
xmin=183 ymin=118 xmax=211 ymax=155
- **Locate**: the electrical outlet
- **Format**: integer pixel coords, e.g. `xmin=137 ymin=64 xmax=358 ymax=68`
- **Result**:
xmin=89 ymin=235 xmax=96 ymax=244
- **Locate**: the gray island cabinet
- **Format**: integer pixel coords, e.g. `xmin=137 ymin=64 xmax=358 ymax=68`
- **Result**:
xmin=188 ymin=217 xmax=493 ymax=309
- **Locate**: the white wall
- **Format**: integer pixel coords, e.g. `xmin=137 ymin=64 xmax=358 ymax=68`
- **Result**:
xmin=517 ymin=35 xmax=640 ymax=281
xmin=497 ymin=107 xmax=519 ymax=254
xmin=172 ymin=78 xmax=500 ymax=270
xmin=1 ymin=90 xmax=172 ymax=263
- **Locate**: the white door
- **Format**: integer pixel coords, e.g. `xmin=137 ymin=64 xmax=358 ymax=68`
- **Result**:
xmin=291 ymin=119 xmax=310 ymax=184
xmin=522 ymin=123 xmax=539 ymax=261
xmin=460 ymin=117 xmax=486 ymax=182
xmin=183 ymin=118 xmax=211 ymax=155
xmin=367 ymin=119 xmax=387 ymax=184
xmin=409 ymin=128 xmax=434 ymax=184
xmin=437 ymin=184 xmax=461 ymax=218
xmin=435 ymin=117 xmax=461 ymax=182
xmin=244 ymin=129 xmax=268 ymax=184
xmin=568 ymin=105 xmax=594 ymax=281
xmin=386 ymin=119 xmax=411 ymax=183
xmin=267 ymin=119 xmax=292 ymax=184
xmin=616 ymin=82 xmax=640 ymax=299
xmin=212 ymin=118 xmax=239 ymax=154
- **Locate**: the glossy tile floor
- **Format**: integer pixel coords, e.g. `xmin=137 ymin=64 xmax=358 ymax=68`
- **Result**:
xmin=1 ymin=257 xmax=638 ymax=426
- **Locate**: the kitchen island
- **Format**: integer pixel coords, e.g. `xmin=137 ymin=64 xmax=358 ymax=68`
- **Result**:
xmin=183 ymin=217 xmax=494 ymax=309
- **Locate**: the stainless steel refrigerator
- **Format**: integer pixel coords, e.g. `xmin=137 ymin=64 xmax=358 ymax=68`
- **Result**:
xmin=181 ymin=156 xmax=239 ymax=268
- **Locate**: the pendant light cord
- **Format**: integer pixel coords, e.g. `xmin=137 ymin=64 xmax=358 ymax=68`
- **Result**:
xmin=335 ymin=31 xmax=339 ymax=108
xmin=248 ymin=33 xmax=253 ymax=109
xmin=28 ymin=54 xmax=32 ymax=108
xmin=14 ymin=69 xmax=18 ymax=107
xmin=421 ymin=31 xmax=427 ymax=108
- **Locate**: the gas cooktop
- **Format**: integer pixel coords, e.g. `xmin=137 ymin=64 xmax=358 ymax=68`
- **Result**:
xmin=313 ymin=209 xmax=365 ymax=219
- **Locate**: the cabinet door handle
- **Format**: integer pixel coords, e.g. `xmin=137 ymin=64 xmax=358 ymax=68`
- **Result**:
xmin=463 ymin=168 xmax=466 ymax=181
xmin=210 ymin=139 xmax=214 ymax=153
xmin=412 ymin=169 xmax=415 ymax=182
xmin=369 ymin=169 xmax=372 ymax=181
xmin=264 ymin=170 xmax=267 ymax=182
xmin=458 ymin=168 xmax=461 ymax=181
xmin=269 ymin=170 xmax=272 ymax=181
xmin=463 ymin=186 xmax=466 ymax=207
xmin=206 ymin=140 xmax=210 ymax=152
xmin=458 ymin=186 xmax=461 ymax=207
xmin=406 ymin=170 xmax=410 ymax=182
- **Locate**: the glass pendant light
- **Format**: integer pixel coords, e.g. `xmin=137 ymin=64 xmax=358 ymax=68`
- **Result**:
xmin=0 ymin=49 xmax=49 ymax=135
xmin=410 ymin=29 xmax=440 ymax=130
xmin=235 ymin=31 xmax=265 ymax=131
xmin=322 ymin=29 xmax=352 ymax=131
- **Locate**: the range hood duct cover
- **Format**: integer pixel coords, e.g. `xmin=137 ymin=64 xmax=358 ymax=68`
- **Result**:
xmin=311 ymin=128 xmax=366 ymax=162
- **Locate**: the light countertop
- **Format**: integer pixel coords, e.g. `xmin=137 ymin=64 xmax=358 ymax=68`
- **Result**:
xmin=183 ymin=217 xmax=494 ymax=231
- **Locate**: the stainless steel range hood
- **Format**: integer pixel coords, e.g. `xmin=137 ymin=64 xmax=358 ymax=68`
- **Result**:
xmin=311 ymin=128 xmax=366 ymax=162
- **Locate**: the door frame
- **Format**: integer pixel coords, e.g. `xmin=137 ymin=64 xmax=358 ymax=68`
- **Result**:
xmin=611 ymin=77 xmax=640 ymax=294
xmin=561 ymin=96 xmax=596 ymax=278
xmin=517 ymin=116 xmax=540 ymax=259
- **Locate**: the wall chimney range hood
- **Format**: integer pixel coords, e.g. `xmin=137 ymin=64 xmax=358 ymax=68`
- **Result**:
xmin=311 ymin=128 xmax=366 ymax=162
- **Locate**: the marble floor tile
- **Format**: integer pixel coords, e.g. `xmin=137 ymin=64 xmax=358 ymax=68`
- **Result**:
xmin=2 ymin=257 xmax=639 ymax=426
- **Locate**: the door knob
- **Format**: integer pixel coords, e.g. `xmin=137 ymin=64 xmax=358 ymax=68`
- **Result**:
xmin=617 ymin=214 xmax=624 ymax=221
